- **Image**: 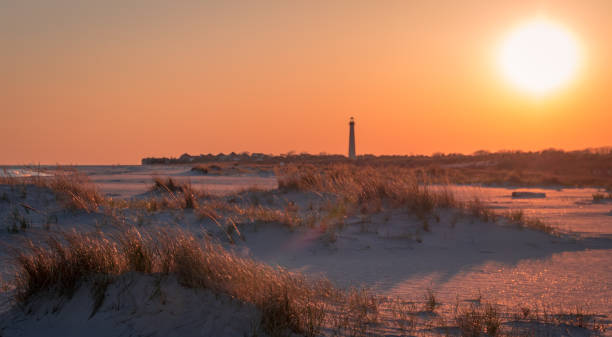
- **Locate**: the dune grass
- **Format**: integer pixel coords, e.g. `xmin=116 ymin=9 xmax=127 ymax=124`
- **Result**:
xmin=0 ymin=168 xmax=103 ymax=212
xmin=10 ymin=226 xmax=605 ymax=336
xmin=0 ymin=172 xmax=210 ymax=213
xmin=0 ymin=165 xmax=559 ymax=239
xmin=352 ymin=149 xmax=612 ymax=189
xmin=501 ymin=209 xmax=556 ymax=234
xmin=275 ymin=163 xmax=558 ymax=235
xmin=276 ymin=164 xmax=455 ymax=217
xmin=45 ymin=170 xmax=104 ymax=212
xmin=2 ymin=165 xmax=604 ymax=335
xmin=11 ymin=226 xmax=376 ymax=336
xmin=455 ymin=303 xmax=502 ymax=337
xmin=149 ymin=176 xmax=204 ymax=209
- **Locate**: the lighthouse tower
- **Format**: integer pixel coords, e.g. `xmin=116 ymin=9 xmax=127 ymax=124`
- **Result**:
xmin=348 ymin=117 xmax=356 ymax=159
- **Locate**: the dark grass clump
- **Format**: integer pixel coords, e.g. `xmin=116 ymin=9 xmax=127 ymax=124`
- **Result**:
xmin=151 ymin=177 xmax=186 ymax=193
xmin=190 ymin=164 xmax=223 ymax=175
xmin=191 ymin=166 xmax=209 ymax=174
xmin=150 ymin=177 xmax=202 ymax=209
xmin=455 ymin=303 xmax=501 ymax=337
xmin=592 ymin=192 xmax=612 ymax=202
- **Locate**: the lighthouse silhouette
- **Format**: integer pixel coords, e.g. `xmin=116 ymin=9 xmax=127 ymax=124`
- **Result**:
xmin=348 ymin=117 xmax=356 ymax=159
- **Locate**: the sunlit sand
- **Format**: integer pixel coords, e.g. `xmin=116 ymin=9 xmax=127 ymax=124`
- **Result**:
xmin=1 ymin=163 xmax=610 ymax=336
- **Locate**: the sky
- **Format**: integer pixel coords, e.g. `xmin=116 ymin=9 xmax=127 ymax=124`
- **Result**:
xmin=2 ymin=0 xmax=611 ymax=164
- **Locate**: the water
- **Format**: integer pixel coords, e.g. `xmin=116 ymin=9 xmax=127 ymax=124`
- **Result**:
xmin=1 ymin=165 xmax=278 ymax=199
xmin=386 ymin=249 xmax=612 ymax=321
xmin=445 ymin=185 xmax=612 ymax=237
xmin=82 ymin=165 xmax=278 ymax=198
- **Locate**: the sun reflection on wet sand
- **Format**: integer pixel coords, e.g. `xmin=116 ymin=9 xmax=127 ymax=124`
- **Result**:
xmin=387 ymin=249 xmax=612 ymax=318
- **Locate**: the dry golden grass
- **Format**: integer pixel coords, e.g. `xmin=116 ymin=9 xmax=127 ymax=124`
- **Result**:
xmin=508 ymin=304 xmax=608 ymax=335
xmin=500 ymin=209 xmax=556 ymax=234
xmin=0 ymin=165 xmax=559 ymax=240
xmin=275 ymin=164 xmax=558 ymax=235
xmin=149 ymin=177 xmax=206 ymax=209
xmin=276 ymin=164 xmax=456 ymax=218
xmin=194 ymin=198 xmax=304 ymax=232
xmin=1 ymin=172 xmax=211 ymax=213
xmin=2 ymin=165 xmax=605 ymax=335
xmin=45 ymin=170 xmax=104 ymax=212
xmin=0 ymin=168 xmax=103 ymax=212
xmin=352 ymin=149 xmax=612 ymax=189
xmin=423 ymin=166 xmax=612 ymax=189
xmin=455 ymin=303 xmax=502 ymax=337
xmin=239 ymin=204 xmax=302 ymax=227
xmin=9 ymin=226 xmax=607 ymax=336
xmin=11 ymin=227 xmax=340 ymax=336
xmin=7 ymin=226 xmax=451 ymax=336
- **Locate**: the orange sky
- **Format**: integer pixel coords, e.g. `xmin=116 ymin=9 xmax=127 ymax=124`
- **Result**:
xmin=2 ymin=1 xmax=611 ymax=164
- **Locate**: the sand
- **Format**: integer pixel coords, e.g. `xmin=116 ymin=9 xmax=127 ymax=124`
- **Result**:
xmin=0 ymin=166 xmax=610 ymax=336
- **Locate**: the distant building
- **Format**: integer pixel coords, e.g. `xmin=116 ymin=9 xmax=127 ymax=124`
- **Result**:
xmin=348 ymin=117 xmax=356 ymax=159
xmin=179 ymin=153 xmax=194 ymax=162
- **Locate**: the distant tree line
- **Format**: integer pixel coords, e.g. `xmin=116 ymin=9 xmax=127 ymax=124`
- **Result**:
xmin=142 ymin=147 xmax=612 ymax=167
xmin=141 ymin=152 xmax=348 ymax=165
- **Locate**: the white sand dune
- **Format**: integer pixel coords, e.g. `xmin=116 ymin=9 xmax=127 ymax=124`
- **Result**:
xmin=1 ymin=275 xmax=261 ymax=337
xmin=237 ymin=210 xmax=612 ymax=319
xmin=0 ymin=167 xmax=610 ymax=336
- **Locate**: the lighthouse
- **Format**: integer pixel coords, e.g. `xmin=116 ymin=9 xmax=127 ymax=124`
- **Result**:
xmin=348 ymin=117 xmax=356 ymax=159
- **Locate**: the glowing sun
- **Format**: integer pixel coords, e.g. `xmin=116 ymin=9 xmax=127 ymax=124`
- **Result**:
xmin=499 ymin=19 xmax=581 ymax=95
